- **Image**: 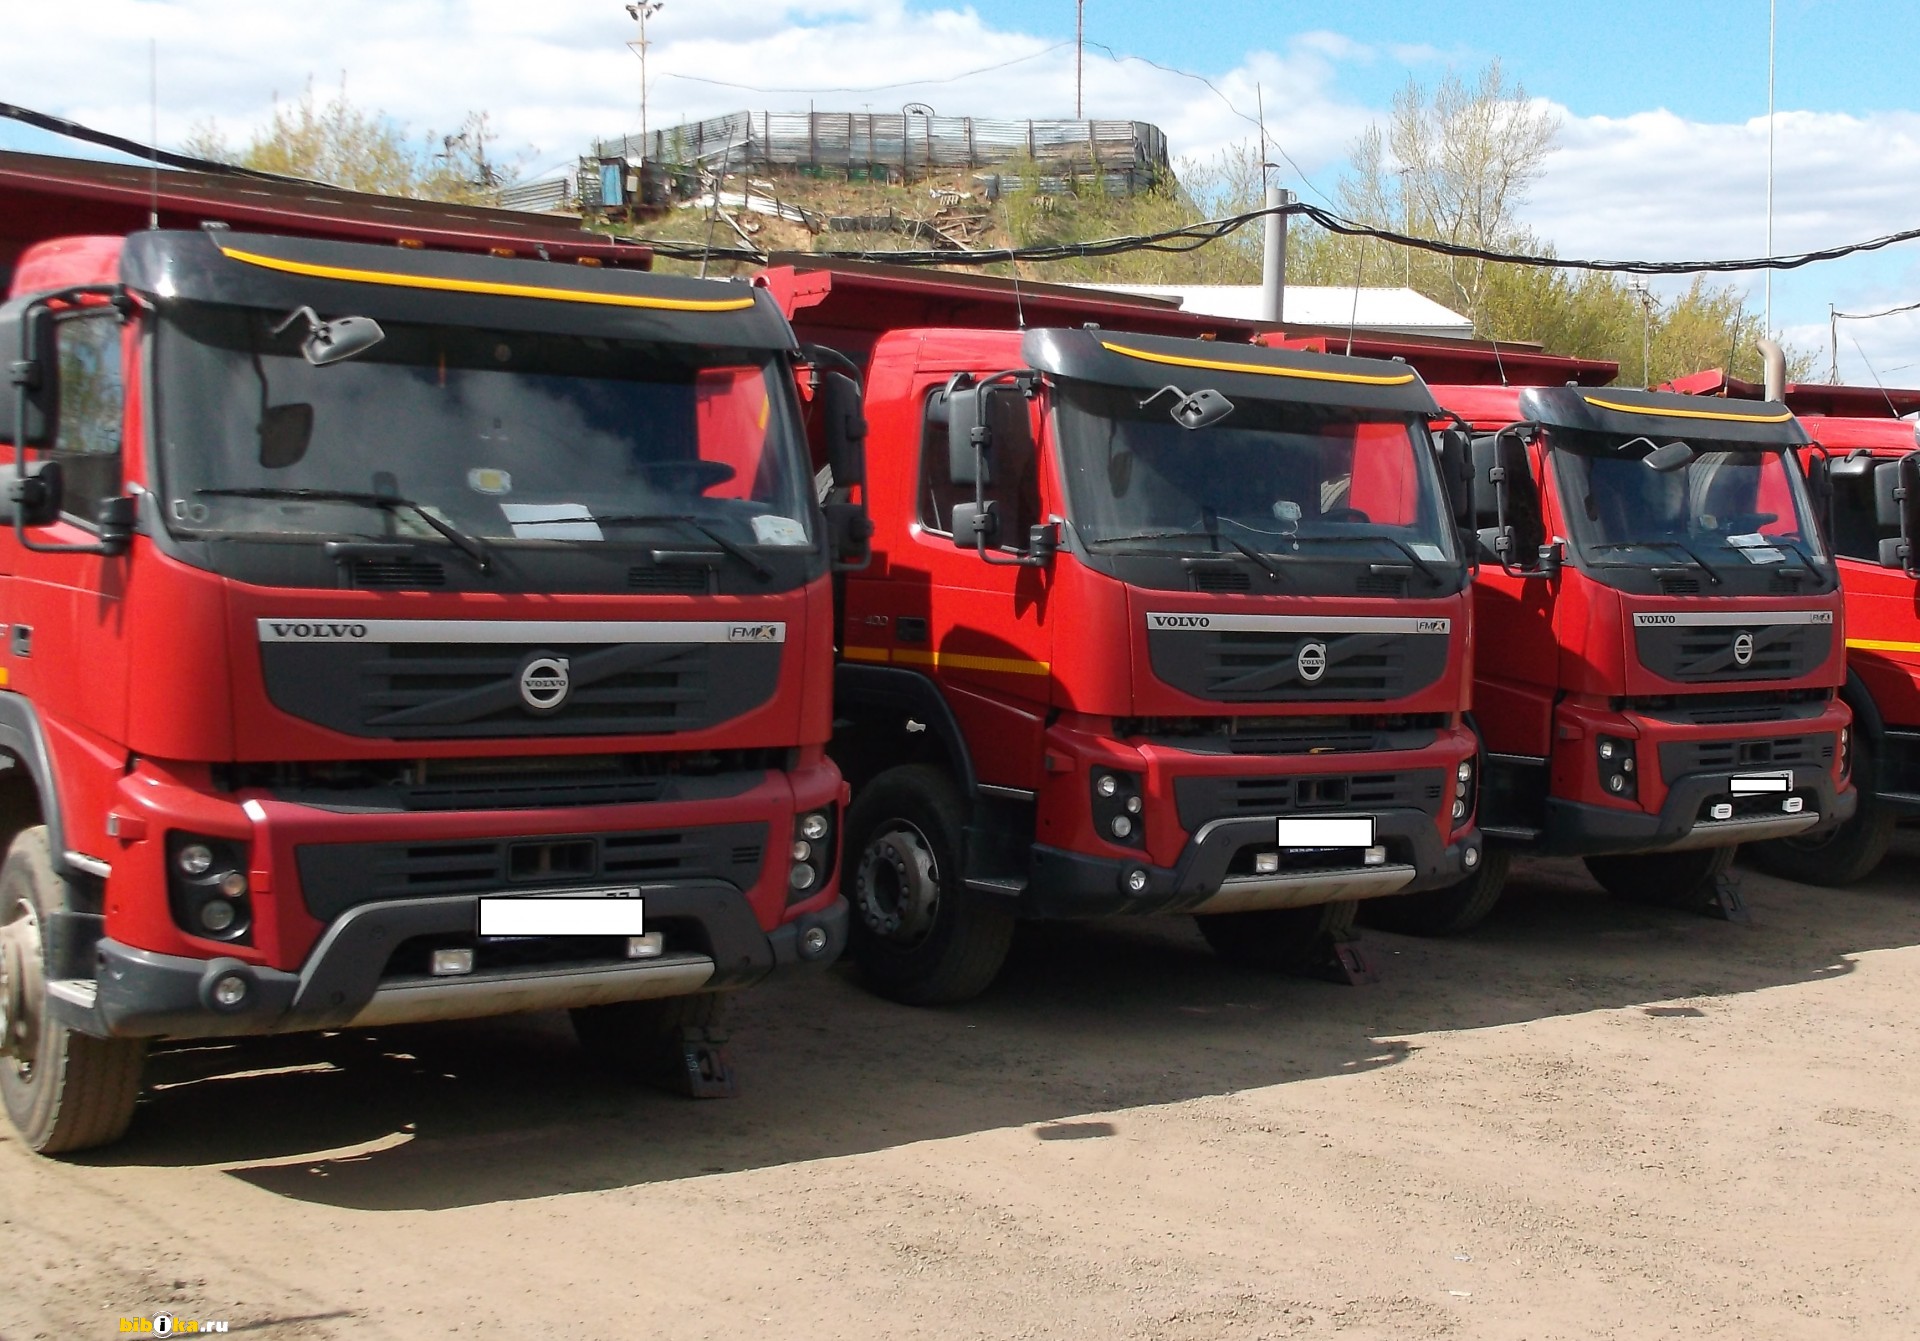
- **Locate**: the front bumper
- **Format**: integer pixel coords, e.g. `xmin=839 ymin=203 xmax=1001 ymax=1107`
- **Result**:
xmin=48 ymin=886 xmax=849 ymax=1040
xmin=1542 ymin=766 xmax=1855 ymax=858
xmin=1016 ymin=808 xmax=1479 ymax=919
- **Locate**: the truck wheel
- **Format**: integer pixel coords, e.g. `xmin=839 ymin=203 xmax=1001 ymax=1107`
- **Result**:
xmin=0 ymin=827 xmax=145 ymax=1155
xmin=845 ymin=764 xmax=1014 ymax=1005
xmin=1195 ymin=899 xmax=1357 ymax=973
xmin=1584 ymin=845 xmax=1736 ymax=908
xmin=571 ymin=991 xmax=725 ymax=1080
xmin=1360 ymin=848 xmax=1512 ymax=937
xmin=1746 ymin=799 xmax=1896 ymax=888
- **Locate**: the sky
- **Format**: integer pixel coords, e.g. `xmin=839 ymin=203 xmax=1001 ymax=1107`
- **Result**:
xmin=6 ymin=0 xmax=1919 ymax=384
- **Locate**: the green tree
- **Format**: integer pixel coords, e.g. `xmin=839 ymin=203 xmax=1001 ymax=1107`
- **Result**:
xmin=183 ymin=81 xmax=515 ymax=204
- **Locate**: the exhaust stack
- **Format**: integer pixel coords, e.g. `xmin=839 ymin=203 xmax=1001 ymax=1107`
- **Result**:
xmin=1759 ymin=338 xmax=1786 ymax=402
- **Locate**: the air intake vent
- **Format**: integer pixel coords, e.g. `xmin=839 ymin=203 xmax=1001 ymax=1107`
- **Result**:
xmin=1191 ymin=568 xmax=1252 ymax=593
xmin=1356 ymin=572 xmax=1408 ymax=597
xmin=348 ymin=558 xmax=447 ymax=590
xmin=1768 ymin=572 xmax=1806 ymax=593
xmin=628 ymin=566 xmax=710 ymax=593
xmin=1659 ymin=575 xmax=1702 ymax=595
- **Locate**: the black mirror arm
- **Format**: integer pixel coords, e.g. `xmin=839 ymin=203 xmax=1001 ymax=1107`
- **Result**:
xmin=1490 ymin=423 xmax=1554 ymax=579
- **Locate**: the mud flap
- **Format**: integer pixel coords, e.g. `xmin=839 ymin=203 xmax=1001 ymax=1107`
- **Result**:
xmin=1318 ymin=934 xmax=1379 ymax=986
xmin=1706 ymin=870 xmax=1751 ymax=924
xmin=671 ymin=1025 xmax=737 ymax=1098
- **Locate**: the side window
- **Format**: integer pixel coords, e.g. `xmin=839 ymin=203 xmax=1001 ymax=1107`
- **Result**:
xmin=918 ymin=387 xmax=1041 ymax=548
xmin=51 ymin=314 xmax=125 ymax=522
xmin=1828 ymin=470 xmax=1886 ymax=561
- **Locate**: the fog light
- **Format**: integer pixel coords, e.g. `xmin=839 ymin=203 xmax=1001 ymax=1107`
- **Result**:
xmin=801 ymin=925 xmax=831 ymax=957
xmin=1125 ymin=795 xmax=1143 ymax=814
xmin=199 ymin=900 xmax=236 ymax=933
xmin=1453 ymin=798 xmax=1468 ymax=819
xmin=1254 ymin=851 xmax=1281 ymax=875
xmin=1622 ymin=757 xmax=1634 ymax=773
xmin=1097 ymin=774 xmax=1119 ymax=797
xmin=1784 ymin=796 xmax=1805 ymax=814
xmin=431 ymin=948 xmax=475 ymax=977
xmin=1710 ymin=802 xmax=1733 ymax=820
xmin=626 ymin=932 xmax=665 ymax=959
xmin=218 ymin=871 xmax=248 ymax=898
xmin=1599 ymin=741 xmax=1615 ymax=760
xmin=178 ymin=843 xmax=214 ymax=877
xmin=1607 ymin=775 xmax=1626 ymax=793
xmin=1463 ymin=846 xmax=1480 ymax=869
xmin=790 ymin=862 xmax=818 ymax=891
xmin=1364 ymin=845 xmax=1387 ymax=866
xmin=1126 ymin=868 xmax=1149 ymax=893
xmin=1455 ymin=778 xmax=1468 ymax=798
xmin=799 ymin=812 xmax=831 ymax=841
xmin=791 ymin=839 xmax=813 ymax=861
xmin=1457 ymin=760 xmax=1473 ymax=782
xmin=211 ymin=972 xmax=249 ymax=1007
xmin=1110 ymin=814 xmax=1133 ymax=839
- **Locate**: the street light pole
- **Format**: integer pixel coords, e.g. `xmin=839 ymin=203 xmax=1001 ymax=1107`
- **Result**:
xmin=625 ymin=2 xmax=664 ymax=177
xmin=1075 ymin=0 xmax=1084 ymax=119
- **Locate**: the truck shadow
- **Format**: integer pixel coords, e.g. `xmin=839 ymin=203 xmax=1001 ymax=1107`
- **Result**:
xmin=78 ymin=834 xmax=1920 ymax=1212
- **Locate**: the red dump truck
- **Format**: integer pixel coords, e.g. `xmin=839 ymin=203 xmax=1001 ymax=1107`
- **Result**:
xmin=1667 ymin=367 xmax=1920 ymax=883
xmin=0 ymin=154 xmax=864 ymax=1153
xmin=759 ymin=263 xmax=1483 ymax=1002
xmin=1267 ymin=330 xmax=1853 ymax=932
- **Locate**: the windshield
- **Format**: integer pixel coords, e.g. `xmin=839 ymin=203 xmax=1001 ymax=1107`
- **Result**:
xmin=1552 ymin=431 xmax=1828 ymax=569
xmin=153 ymin=300 xmax=814 ymax=549
xmin=1053 ymin=378 xmax=1458 ymax=565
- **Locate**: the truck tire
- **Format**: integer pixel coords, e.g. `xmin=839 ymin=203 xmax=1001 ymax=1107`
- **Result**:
xmin=844 ymin=764 xmax=1014 ymax=1005
xmin=1745 ymin=803 xmax=1895 ymax=887
xmin=0 ymin=827 xmax=146 ymax=1155
xmin=1584 ymin=845 xmax=1736 ymax=908
xmin=571 ymin=992 xmax=725 ymax=1079
xmin=1194 ymin=899 xmax=1357 ymax=973
xmin=1360 ymin=848 xmax=1512 ymax=937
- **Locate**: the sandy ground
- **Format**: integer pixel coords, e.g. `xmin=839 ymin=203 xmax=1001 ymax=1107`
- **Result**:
xmin=3 ymin=838 xmax=1918 ymax=1341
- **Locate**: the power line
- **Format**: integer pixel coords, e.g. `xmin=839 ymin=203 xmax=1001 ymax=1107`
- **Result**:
xmin=1833 ymin=297 xmax=1920 ymax=321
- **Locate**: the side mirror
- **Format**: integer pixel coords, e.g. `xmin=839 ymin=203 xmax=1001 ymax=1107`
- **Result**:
xmin=820 ymin=371 xmax=867 ymax=491
xmin=951 ymin=500 xmax=998 ymax=550
xmin=271 ymin=306 xmax=385 ymax=367
xmin=0 ymin=300 xmax=57 ymax=447
xmin=1642 ymin=440 xmax=1696 ymax=473
xmin=1874 ymin=459 xmax=1904 ymax=528
xmin=945 ymin=385 xmax=985 ymax=487
xmin=95 ymin=494 xmax=136 ymax=556
xmin=8 ymin=459 xmax=63 ymax=526
xmin=1435 ymin=428 xmax=1474 ymax=526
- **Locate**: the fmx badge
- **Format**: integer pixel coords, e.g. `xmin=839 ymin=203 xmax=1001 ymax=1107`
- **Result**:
xmin=727 ymin=624 xmax=782 ymax=642
xmin=518 ymin=655 xmax=571 ymax=713
xmin=120 ymin=1316 xmax=229 ymax=1334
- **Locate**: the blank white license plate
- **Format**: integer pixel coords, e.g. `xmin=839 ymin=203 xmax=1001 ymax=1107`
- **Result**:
xmin=1730 ymin=772 xmax=1792 ymax=795
xmin=1276 ymin=816 xmax=1375 ymax=848
xmin=478 ymin=889 xmax=644 ymax=937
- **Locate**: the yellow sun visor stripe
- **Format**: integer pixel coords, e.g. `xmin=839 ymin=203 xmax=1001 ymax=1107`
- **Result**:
xmin=1847 ymin=637 xmax=1920 ymax=655
xmin=1098 ymin=340 xmax=1416 ymax=386
xmin=1581 ymin=394 xmax=1795 ymax=424
xmin=216 ymin=245 xmax=757 ymax=312
xmin=843 ymin=645 xmax=1051 ymax=676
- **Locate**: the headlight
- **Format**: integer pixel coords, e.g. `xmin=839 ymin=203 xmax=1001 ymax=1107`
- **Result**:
xmin=167 ymin=832 xmax=252 ymax=943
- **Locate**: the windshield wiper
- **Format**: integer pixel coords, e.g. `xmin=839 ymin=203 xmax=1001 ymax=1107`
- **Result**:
xmin=1591 ymin=539 xmax=1723 ymax=586
xmin=1284 ymin=532 xmax=1447 ymax=585
xmin=1202 ymin=507 xmax=1287 ymax=583
xmin=1087 ymin=526 xmax=1290 ymax=581
xmin=590 ymin=513 xmax=774 ymax=582
xmin=196 ymin=487 xmax=492 ymax=573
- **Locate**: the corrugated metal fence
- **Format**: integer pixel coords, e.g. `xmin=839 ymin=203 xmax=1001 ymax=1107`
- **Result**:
xmin=592 ymin=111 xmax=1168 ymax=195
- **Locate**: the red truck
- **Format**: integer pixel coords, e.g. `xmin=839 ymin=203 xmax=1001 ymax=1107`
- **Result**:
xmin=1666 ymin=368 xmax=1920 ymax=883
xmin=0 ymin=220 xmax=865 ymax=1153
xmin=1295 ymin=333 xmax=1854 ymax=933
xmin=760 ymin=263 xmax=1484 ymax=1002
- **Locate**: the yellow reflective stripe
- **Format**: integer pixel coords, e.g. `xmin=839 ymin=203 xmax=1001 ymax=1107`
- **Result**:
xmin=1847 ymin=637 xmax=1920 ymax=655
xmin=1098 ymin=340 xmax=1416 ymax=386
xmin=893 ymin=648 xmax=1051 ymax=676
xmin=215 ymin=245 xmax=757 ymax=312
xmin=1581 ymin=394 xmax=1794 ymax=424
xmin=842 ymin=644 xmax=890 ymax=663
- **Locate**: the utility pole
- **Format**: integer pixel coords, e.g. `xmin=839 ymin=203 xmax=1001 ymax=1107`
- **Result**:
xmin=1765 ymin=0 xmax=1776 ymax=337
xmin=626 ymin=2 xmax=664 ymax=183
xmin=1075 ymin=0 xmax=1084 ymax=119
xmin=1628 ymin=278 xmax=1655 ymax=388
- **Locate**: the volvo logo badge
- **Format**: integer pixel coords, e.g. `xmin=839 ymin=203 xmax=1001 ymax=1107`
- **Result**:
xmin=1297 ymin=641 xmax=1329 ymax=683
xmin=518 ymin=655 xmax=571 ymax=713
xmin=1732 ymin=631 xmax=1755 ymax=667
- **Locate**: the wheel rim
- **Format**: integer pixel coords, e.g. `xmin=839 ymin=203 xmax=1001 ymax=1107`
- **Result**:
xmin=0 ymin=897 xmax=43 ymax=1079
xmin=854 ymin=819 xmax=941 ymax=948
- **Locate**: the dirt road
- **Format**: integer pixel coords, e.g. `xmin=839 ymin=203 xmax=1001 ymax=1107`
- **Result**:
xmin=3 ymin=841 xmax=1917 ymax=1341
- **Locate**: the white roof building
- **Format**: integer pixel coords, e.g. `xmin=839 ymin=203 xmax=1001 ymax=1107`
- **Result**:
xmin=1070 ymin=283 xmax=1475 ymax=339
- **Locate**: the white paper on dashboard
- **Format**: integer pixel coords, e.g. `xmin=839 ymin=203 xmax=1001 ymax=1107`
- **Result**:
xmin=502 ymin=503 xmax=604 ymax=540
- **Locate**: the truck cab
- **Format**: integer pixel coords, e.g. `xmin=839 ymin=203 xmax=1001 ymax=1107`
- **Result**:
xmin=1666 ymin=370 xmax=1920 ymax=884
xmin=0 ymin=228 xmax=856 ymax=1152
xmin=765 ymin=267 xmax=1482 ymax=1002
xmin=1399 ymin=380 xmax=1855 ymax=928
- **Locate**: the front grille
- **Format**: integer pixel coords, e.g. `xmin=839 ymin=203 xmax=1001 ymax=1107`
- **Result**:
xmin=1626 ymin=689 xmax=1831 ymax=726
xmin=261 ymin=639 xmax=782 ymax=739
xmin=347 ymin=557 xmax=447 ymax=590
xmin=223 ymin=754 xmax=776 ymax=812
xmin=296 ymin=821 xmax=769 ymax=922
xmin=1657 ymin=732 xmax=1835 ymax=782
xmin=1173 ymin=769 xmax=1446 ymax=831
xmin=1147 ymin=628 xmax=1450 ymax=703
xmin=1634 ymin=620 xmax=1833 ymax=683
